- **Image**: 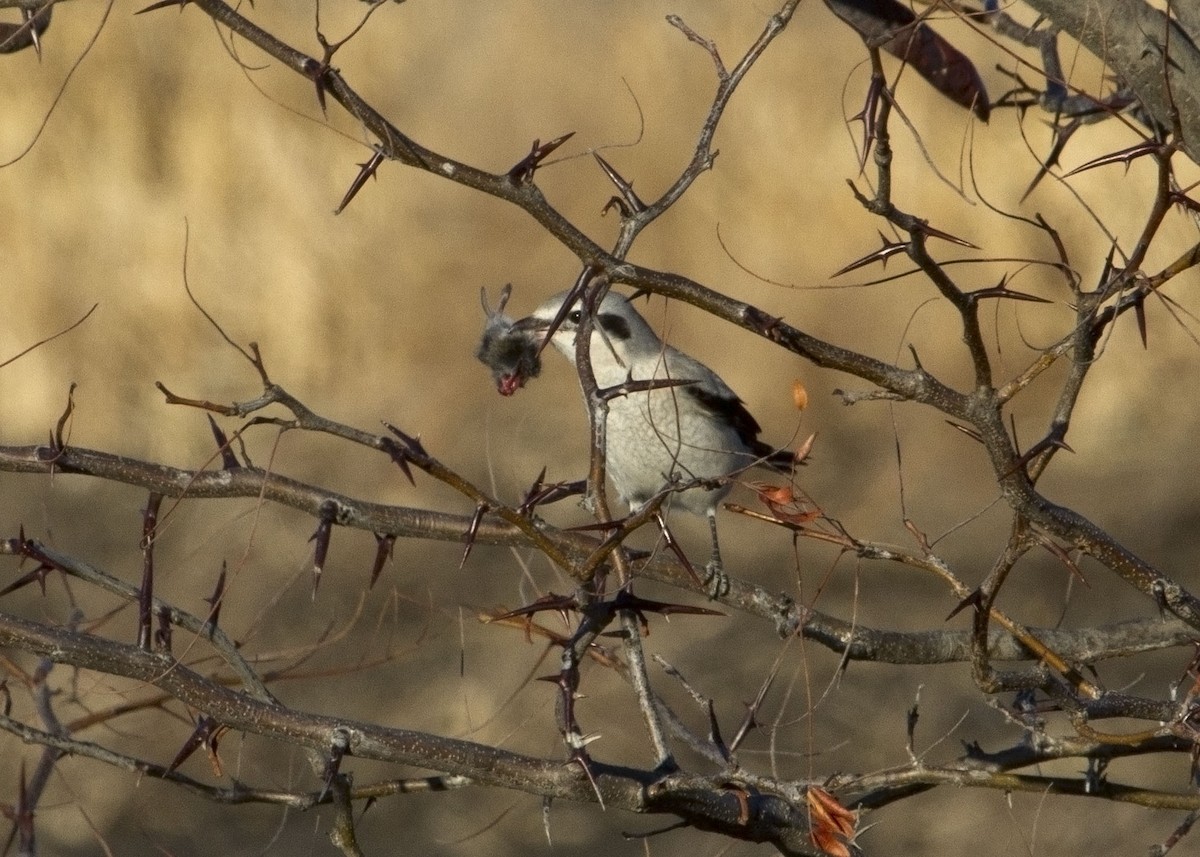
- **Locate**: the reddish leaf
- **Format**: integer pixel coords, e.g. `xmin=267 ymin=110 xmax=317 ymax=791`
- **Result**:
xmin=752 ymin=482 xmax=820 ymax=526
xmin=807 ymin=786 xmax=857 ymax=857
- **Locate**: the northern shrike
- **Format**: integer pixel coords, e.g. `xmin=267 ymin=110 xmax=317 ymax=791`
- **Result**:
xmin=512 ymin=289 xmax=795 ymax=588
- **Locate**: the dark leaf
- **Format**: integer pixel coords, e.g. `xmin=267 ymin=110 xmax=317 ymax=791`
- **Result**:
xmin=0 ymin=2 xmax=51 ymax=55
xmin=825 ymin=0 xmax=989 ymax=120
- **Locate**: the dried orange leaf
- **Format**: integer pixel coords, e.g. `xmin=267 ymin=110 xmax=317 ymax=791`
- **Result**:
xmin=808 ymin=786 xmax=856 ymax=835
xmin=807 ymin=786 xmax=856 ymax=856
xmin=812 ymin=827 xmax=851 ymax=857
xmin=792 ymin=379 xmax=809 ymax=411
xmin=795 ymin=432 xmax=817 ymax=462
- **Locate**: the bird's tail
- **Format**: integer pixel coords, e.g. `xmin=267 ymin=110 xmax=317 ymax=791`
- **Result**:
xmin=751 ymin=441 xmax=804 ymax=474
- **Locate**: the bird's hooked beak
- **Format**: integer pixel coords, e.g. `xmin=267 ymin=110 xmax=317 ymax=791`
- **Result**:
xmin=509 ymin=314 xmax=548 ymax=335
xmin=509 ymin=314 xmax=552 ymax=347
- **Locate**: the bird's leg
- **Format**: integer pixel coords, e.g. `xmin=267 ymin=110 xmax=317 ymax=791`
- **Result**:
xmin=703 ymin=509 xmax=730 ymax=599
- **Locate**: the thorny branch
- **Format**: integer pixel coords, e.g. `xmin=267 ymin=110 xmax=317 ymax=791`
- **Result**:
xmin=150 ymin=0 xmax=1200 ymax=636
xmin=4 ymin=0 xmax=1200 ymax=855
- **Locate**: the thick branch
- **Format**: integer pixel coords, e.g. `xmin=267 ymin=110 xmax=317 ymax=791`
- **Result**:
xmin=1024 ymin=0 xmax=1200 ymax=163
xmin=0 ymin=610 xmax=822 ymax=854
xmin=4 ymin=443 xmax=1196 ymax=666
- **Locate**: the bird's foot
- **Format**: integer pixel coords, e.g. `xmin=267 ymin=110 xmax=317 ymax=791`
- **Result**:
xmin=702 ymin=558 xmax=730 ymax=600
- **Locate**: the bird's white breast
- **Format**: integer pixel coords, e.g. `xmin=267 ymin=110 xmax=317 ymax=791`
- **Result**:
xmin=582 ymin=339 xmax=751 ymax=515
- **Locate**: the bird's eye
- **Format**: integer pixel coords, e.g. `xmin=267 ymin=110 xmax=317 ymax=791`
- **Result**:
xmin=567 ymin=310 xmax=583 ymax=323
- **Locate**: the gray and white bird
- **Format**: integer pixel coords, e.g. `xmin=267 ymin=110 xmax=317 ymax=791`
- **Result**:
xmin=513 ymin=289 xmax=795 ymax=586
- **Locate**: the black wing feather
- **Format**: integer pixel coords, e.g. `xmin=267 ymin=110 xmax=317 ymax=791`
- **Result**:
xmin=686 ymin=386 xmax=796 ymax=472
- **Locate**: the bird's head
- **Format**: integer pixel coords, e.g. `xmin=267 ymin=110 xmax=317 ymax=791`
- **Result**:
xmin=511 ymin=290 xmax=661 ymax=373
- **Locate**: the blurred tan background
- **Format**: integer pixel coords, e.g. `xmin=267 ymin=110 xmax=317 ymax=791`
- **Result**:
xmin=2 ymin=1 xmax=1199 ymax=855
